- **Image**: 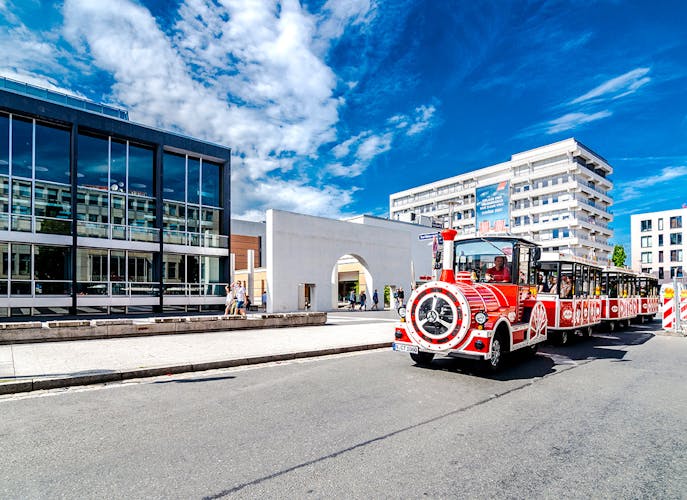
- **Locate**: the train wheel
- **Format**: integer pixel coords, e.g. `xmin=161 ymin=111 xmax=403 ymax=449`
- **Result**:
xmin=483 ymin=333 xmax=507 ymax=372
xmin=410 ymin=352 xmax=435 ymax=366
xmin=582 ymin=326 xmax=592 ymax=338
xmin=558 ymin=330 xmax=569 ymax=346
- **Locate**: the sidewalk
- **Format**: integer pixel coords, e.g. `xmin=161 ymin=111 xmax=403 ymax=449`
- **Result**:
xmin=0 ymin=311 xmax=397 ymax=395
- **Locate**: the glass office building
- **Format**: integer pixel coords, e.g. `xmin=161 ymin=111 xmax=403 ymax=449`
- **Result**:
xmin=0 ymin=79 xmax=231 ymax=318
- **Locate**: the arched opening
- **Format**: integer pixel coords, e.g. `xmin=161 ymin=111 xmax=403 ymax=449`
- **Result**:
xmin=330 ymin=254 xmax=373 ymax=310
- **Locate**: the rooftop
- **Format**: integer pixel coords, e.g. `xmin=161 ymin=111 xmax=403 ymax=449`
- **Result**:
xmin=0 ymin=76 xmax=129 ymax=120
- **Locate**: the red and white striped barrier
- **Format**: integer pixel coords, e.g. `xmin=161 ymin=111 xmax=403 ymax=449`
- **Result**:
xmin=663 ymin=297 xmax=675 ymax=330
xmin=680 ymin=290 xmax=687 ymax=322
xmin=662 ymin=286 xmax=676 ymax=330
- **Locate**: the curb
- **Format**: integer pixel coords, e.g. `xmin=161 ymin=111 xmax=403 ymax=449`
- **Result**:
xmin=0 ymin=342 xmax=392 ymax=396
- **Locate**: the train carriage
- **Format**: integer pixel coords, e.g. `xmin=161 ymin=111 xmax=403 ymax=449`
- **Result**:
xmin=599 ymin=267 xmax=641 ymax=330
xmin=535 ymin=252 xmax=604 ymax=344
xmin=636 ymin=272 xmax=660 ymax=322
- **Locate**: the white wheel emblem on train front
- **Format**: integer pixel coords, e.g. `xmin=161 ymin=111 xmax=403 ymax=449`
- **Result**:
xmin=407 ymin=283 xmax=471 ymax=351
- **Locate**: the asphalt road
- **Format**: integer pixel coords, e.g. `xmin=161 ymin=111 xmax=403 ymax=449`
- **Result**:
xmin=1 ymin=321 xmax=685 ymax=499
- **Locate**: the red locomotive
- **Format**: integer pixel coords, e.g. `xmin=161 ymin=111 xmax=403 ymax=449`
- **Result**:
xmin=393 ymin=230 xmax=548 ymax=371
xmin=393 ymin=230 xmax=657 ymax=370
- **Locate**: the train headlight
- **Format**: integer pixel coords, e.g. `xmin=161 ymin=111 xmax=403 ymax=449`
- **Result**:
xmin=474 ymin=311 xmax=488 ymax=325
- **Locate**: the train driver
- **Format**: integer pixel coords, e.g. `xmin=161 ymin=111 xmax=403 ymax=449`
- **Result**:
xmin=485 ymin=255 xmax=512 ymax=282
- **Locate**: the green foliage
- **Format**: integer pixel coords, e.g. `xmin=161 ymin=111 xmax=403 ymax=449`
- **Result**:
xmin=612 ymin=245 xmax=627 ymax=267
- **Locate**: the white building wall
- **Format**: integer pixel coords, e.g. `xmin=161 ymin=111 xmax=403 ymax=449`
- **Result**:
xmin=266 ymin=210 xmax=435 ymax=313
xmin=631 ymin=207 xmax=687 ymax=283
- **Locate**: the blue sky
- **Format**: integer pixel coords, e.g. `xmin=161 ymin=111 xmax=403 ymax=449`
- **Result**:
xmin=1 ymin=0 xmax=686 ymax=253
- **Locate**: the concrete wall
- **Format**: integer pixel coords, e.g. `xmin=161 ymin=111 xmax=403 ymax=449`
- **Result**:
xmin=266 ymin=210 xmax=434 ymax=312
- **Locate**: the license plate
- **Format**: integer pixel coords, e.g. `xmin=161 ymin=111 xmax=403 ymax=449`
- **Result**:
xmin=393 ymin=342 xmax=418 ymax=354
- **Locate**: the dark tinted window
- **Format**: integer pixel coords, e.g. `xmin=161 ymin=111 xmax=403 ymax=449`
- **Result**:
xmin=110 ymin=139 xmax=126 ymax=192
xmin=187 ymin=157 xmax=200 ymax=203
xmin=0 ymin=114 xmax=8 ymax=176
xmin=35 ymin=122 xmax=70 ymax=184
xmin=78 ymin=134 xmax=109 ymax=189
xmin=11 ymin=116 xmax=32 ymax=177
xmin=201 ymin=161 xmax=221 ymax=207
xmin=128 ymin=144 xmax=154 ymax=197
xmin=163 ymin=153 xmax=185 ymax=202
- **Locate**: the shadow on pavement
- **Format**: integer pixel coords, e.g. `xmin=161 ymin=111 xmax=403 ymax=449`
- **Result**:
xmin=153 ymin=375 xmax=237 ymax=384
xmin=409 ymin=323 xmax=660 ymax=381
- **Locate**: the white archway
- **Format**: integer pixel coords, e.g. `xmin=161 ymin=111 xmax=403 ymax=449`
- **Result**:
xmin=265 ymin=210 xmax=434 ymax=313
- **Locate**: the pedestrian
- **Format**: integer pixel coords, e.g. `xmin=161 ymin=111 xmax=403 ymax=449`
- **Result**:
xmin=371 ymin=289 xmax=379 ymax=310
xmin=235 ymin=280 xmax=247 ymax=315
xmin=223 ymin=283 xmax=234 ymax=317
xmin=397 ymin=286 xmax=405 ymax=307
xmin=349 ymin=289 xmax=356 ymax=310
xmin=261 ymin=290 xmax=267 ymax=310
xmin=359 ymin=290 xmax=367 ymax=311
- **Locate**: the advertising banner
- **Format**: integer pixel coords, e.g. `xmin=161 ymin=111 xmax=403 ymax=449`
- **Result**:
xmin=475 ymin=181 xmax=510 ymax=235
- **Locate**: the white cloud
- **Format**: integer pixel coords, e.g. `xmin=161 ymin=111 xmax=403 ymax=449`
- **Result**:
xmin=407 ymin=104 xmax=436 ymax=136
xmin=570 ymin=67 xmax=651 ymax=105
xmin=356 ymin=132 xmax=392 ymax=160
xmin=614 ymin=165 xmax=687 ymax=203
xmin=545 ymin=110 xmax=612 ymax=134
xmin=59 ymin=0 xmax=355 ymax=218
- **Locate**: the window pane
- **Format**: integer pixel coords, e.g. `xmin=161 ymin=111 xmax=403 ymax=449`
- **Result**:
xmin=163 ymin=253 xmax=185 ymax=283
xmin=11 ymin=244 xmax=31 ymax=280
xmin=201 ymin=255 xmax=221 ymax=283
xmin=188 ymin=157 xmax=200 ymax=203
xmin=187 ymin=205 xmax=200 ymax=232
xmin=110 ymin=139 xmax=126 ymax=192
xmin=35 ymin=122 xmax=70 ymax=184
xmin=128 ymin=144 xmax=153 ymax=197
xmin=128 ymin=251 xmax=153 ymax=282
xmin=11 ymin=116 xmax=32 ymax=177
xmin=35 ymin=181 xmax=71 ymax=219
xmin=201 ymin=161 xmax=221 ymax=207
xmin=76 ymin=187 xmax=109 ymax=224
xmin=111 ymin=194 xmax=125 ymax=225
xmin=77 ymin=248 xmax=108 ymax=281
xmin=110 ymin=250 xmax=125 ymax=281
xmin=0 ymin=177 xmax=9 ymax=213
xmin=128 ymin=196 xmax=156 ymax=228
xmin=0 ymin=113 xmax=8 ymax=176
xmin=0 ymin=243 xmax=7 ymax=279
xmin=163 ymin=153 xmax=185 ymax=202
xmin=35 ymin=245 xmax=71 ymax=280
xmin=11 ymin=179 xmax=31 ymax=214
xmin=78 ymin=134 xmax=109 ymax=190
xmin=201 ymin=208 xmax=221 ymax=234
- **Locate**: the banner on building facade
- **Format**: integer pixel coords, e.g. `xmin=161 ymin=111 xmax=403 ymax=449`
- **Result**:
xmin=475 ymin=181 xmax=510 ymax=235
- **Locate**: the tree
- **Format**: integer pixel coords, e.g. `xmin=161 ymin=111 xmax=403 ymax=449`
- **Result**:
xmin=612 ymin=245 xmax=627 ymax=267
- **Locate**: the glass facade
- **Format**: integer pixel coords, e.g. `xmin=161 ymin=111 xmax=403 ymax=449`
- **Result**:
xmin=0 ymin=99 xmax=229 ymax=317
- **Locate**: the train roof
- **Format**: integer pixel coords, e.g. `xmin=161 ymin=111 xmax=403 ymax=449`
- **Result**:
xmin=539 ymin=251 xmax=604 ymax=268
xmin=454 ymin=235 xmax=538 ymax=246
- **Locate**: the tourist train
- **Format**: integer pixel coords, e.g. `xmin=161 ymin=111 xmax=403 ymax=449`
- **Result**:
xmin=392 ymin=230 xmax=658 ymax=371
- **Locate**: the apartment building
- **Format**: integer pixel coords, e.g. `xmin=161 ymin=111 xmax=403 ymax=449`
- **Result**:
xmin=631 ymin=207 xmax=686 ymax=283
xmin=0 ymin=78 xmax=231 ymax=318
xmin=389 ymin=138 xmax=614 ymax=261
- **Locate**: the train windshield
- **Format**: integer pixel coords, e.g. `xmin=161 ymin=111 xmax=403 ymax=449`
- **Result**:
xmin=454 ymin=239 xmax=515 ymax=283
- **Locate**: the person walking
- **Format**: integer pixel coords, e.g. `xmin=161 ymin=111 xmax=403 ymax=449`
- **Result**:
xmin=397 ymin=286 xmax=405 ymax=307
xmin=235 ymin=280 xmax=247 ymax=315
xmin=223 ymin=283 xmax=234 ymax=317
xmin=349 ymin=289 xmax=356 ymax=310
xmin=359 ymin=290 xmax=367 ymax=311
xmin=371 ymin=289 xmax=379 ymax=310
